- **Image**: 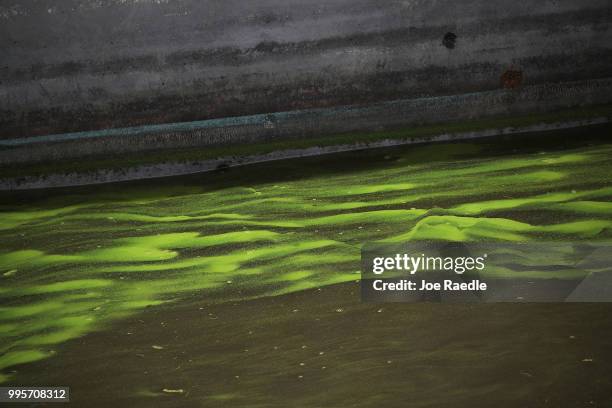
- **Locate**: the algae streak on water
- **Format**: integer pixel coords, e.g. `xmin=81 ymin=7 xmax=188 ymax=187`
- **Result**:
xmin=0 ymin=139 xmax=612 ymax=382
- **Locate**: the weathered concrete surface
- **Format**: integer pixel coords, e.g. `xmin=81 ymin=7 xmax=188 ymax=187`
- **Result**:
xmin=1 ymin=78 xmax=611 ymax=165
xmin=1 ymin=118 xmax=608 ymax=190
xmin=1 ymin=0 xmax=611 ymax=139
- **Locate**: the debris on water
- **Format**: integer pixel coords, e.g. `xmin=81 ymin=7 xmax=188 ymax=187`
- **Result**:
xmin=3 ymin=269 xmax=17 ymax=277
xmin=292 ymin=309 xmax=299 ymax=313
xmin=318 ymin=351 xmax=325 ymax=355
xmin=582 ymin=358 xmax=594 ymax=362
xmin=335 ymin=308 xmax=344 ymax=313
xmin=569 ymin=335 xmax=576 ymax=339
xmin=377 ymin=308 xmax=384 ymax=313
xmin=299 ymin=362 xmax=305 ymax=366
xmin=520 ymin=371 xmax=533 ymax=378
xmin=162 ymin=388 xmax=184 ymax=394
xmin=152 ymin=345 xmax=164 ymax=350
xmin=301 ymin=345 xmax=308 ymax=349
xmin=387 ymin=360 xmax=392 ymax=364
xmin=298 ymin=375 xmax=303 ymax=379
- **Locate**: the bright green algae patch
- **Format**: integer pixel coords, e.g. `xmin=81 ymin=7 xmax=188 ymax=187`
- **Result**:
xmin=1 ymin=138 xmax=612 ymax=381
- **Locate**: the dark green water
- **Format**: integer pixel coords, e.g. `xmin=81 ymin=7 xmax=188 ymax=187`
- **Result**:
xmin=1 ymin=126 xmax=611 ymax=406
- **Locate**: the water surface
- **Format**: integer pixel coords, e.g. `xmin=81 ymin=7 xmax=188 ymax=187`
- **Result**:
xmin=1 ymin=126 xmax=611 ymax=405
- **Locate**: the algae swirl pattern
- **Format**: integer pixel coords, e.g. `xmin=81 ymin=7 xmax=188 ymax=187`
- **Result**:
xmin=1 ymin=141 xmax=611 ymax=382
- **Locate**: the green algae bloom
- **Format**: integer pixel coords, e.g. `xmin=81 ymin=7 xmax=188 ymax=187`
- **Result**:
xmin=0 ymin=138 xmax=611 ymax=381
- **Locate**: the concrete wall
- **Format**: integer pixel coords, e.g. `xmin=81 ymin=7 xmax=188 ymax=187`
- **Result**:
xmin=2 ymin=0 xmax=611 ymax=139
xmin=2 ymin=78 xmax=610 ymax=165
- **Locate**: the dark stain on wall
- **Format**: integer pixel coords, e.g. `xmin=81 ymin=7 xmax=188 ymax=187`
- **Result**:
xmin=442 ymin=32 xmax=457 ymax=49
xmin=501 ymin=69 xmax=523 ymax=89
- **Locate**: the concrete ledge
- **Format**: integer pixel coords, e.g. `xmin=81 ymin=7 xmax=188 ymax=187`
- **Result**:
xmin=2 ymin=77 xmax=612 ymax=166
xmin=1 ymin=117 xmax=609 ymax=191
